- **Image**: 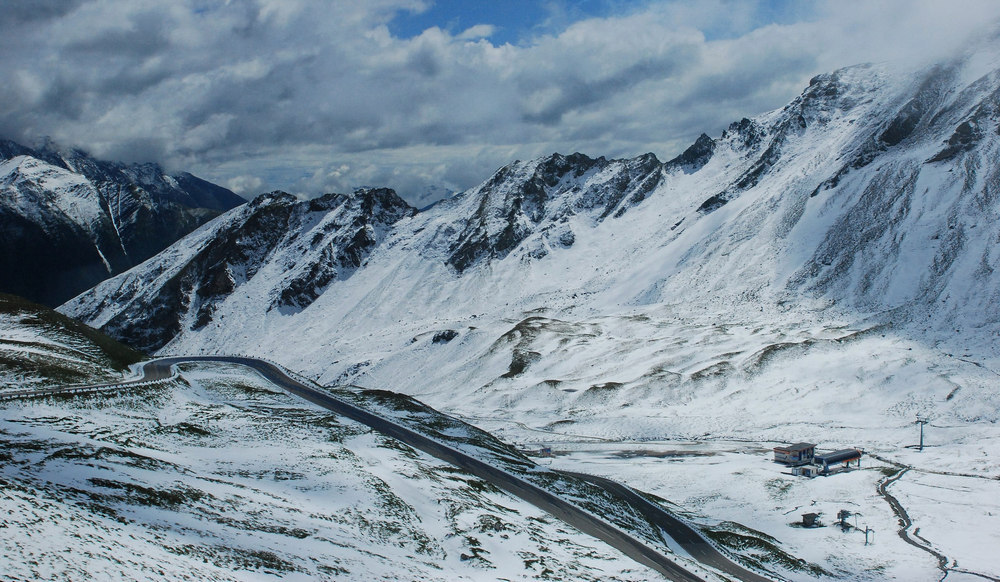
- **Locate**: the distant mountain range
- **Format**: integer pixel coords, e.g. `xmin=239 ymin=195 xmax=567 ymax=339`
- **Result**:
xmin=57 ymin=40 xmax=1000 ymax=447
xmin=0 ymin=139 xmax=245 ymax=306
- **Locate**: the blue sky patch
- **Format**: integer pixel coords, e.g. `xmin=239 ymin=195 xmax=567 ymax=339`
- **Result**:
xmin=388 ymin=0 xmax=616 ymax=45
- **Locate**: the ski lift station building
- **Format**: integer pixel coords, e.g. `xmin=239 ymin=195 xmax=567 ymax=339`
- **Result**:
xmin=774 ymin=442 xmax=863 ymax=476
xmin=814 ymin=449 xmax=862 ymax=474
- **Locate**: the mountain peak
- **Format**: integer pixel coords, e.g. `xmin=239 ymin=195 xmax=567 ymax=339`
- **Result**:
xmin=251 ymin=190 xmax=298 ymax=207
xmin=665 ymin=133 xmax=715 ymax=173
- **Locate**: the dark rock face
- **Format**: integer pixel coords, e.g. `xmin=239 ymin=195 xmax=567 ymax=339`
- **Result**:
xmin=880 ymin=65 xmax=957 ymax=147
xmin=432 ymin=330 xmax=459 ymax=344
xmin=0 ymin=207 xmax=123 ymax=306
xmin=665 ymin=134 xmax=715 ymax=174
xmin=927 ymin=120 xmax=982 ymax=162
xmin=696 ymin=193 xmax=730 ymax=214
xmin=277 ymin=188 xmax=415 ymax=311
xmin=0 ymin=138 xmax=245 ymax=306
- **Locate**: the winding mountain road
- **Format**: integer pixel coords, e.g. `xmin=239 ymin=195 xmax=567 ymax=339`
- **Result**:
xmin=560 ymin=470 xmax=774 ymax=582
xmin=2 ymin=355 xmax=779 ymax=582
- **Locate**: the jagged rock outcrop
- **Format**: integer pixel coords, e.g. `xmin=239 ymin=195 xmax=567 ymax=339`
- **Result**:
xmin=442 ymin=152 xmax=664 ymax=272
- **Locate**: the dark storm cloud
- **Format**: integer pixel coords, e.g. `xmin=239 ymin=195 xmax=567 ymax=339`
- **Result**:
xmin=0 ymin=0 xmax=88 ymax=26
xmin=518 ymin=56 xmax=692 ymax=126
xmin=65 ymin=12 xmax=170 ymax=57
xmin=1 ymin=0 xmax=998 ymax=202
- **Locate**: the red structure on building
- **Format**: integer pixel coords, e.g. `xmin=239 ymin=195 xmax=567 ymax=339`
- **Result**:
xmin=774 ymin=442 xmax=863 ymax=477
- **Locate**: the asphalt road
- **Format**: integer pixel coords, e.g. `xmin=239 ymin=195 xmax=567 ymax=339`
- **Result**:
xmin=3 ymin=355 xmax=780 ymax=582
xmin=560 ymin=470 xmax=777 ymax=582
xmin=0 ymin=358 xmax=177 ymax=401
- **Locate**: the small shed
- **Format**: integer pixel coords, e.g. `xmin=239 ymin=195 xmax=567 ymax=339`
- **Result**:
xmin=773 ymin=442 xmax=816 ymax=466
xmin=801 ymin=513 xmax=820 ymax=527
xmin=792 ymin=465 xmax=818 ymax=478
xmin=815 ymin=448 xmax=862 ymax=474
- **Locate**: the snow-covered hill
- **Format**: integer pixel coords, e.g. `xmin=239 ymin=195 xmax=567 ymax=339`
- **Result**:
xmin=0 ymin=139 xmax=245 ymax=306
xmin=0 ymin=293 xmax=143 ymax=391
xmin=0 ymin=359 xmax=674 ymax=582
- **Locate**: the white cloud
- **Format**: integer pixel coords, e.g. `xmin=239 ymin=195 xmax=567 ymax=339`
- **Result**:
xmin=226 ymin=174 xmax=263 ymax=195
xmin=1 ymin=0 xmax=999 ymax=204
xmin=457 ymin=24 xmax=496 ymax=40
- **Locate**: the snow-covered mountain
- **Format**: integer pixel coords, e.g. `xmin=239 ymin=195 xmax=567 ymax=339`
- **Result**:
xmin=52 ymin=42 xmax=1000 ymax=582
xmin=63 ymin=188 xmax=414 ymax=353
xmin=63 ymin=45 xmax=1000 ymax=443
xmin=0 ymin=139 xmax=245 ymax=306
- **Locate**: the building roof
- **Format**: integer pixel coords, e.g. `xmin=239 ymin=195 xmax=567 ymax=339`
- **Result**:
xmin=774 ymin=442 xmax=816 ymax=452
xmin=815 ymin=449 xmax=862 ymax=464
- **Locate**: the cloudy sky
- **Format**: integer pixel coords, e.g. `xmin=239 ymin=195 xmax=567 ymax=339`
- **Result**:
xmin=2 ymin=0 xmax=999 ymax=205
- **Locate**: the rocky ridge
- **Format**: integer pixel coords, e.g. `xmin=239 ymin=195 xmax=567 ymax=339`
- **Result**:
xmin=66 ymin=188 xmax=415 ymax=353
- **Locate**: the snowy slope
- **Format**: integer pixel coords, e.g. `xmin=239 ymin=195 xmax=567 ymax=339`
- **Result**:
xmin=0 ymin=139 xmax=244 ymax=306
xmin=56 ymin=43 xmax=1000 ymax=581
xmin=0 ymin=361 xmax=663 ymax=582
xmin=64 ymin=45 xmax=1000 ymax=407
xmin=65 ymin=189 xmax=415 ymax=353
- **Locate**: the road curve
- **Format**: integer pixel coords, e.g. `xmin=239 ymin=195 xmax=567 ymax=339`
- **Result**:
xmin=162 ymin=356 xmax=709 ymax=581
xmin=0 ymin=358 xmax=178 ymax=401
xmin=3 ymin=355 xmax=778 ymax=582
xmin=560 ymin=470 xmax=777 ymax=582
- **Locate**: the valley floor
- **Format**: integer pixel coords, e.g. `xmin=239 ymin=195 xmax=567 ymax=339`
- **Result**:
xmin=4 ymin=324 xmax=998 ymax=581
xmin=467 ymin=419 xmax=1000 ymax=582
